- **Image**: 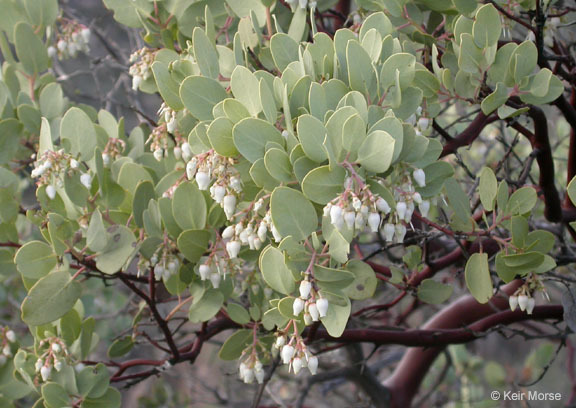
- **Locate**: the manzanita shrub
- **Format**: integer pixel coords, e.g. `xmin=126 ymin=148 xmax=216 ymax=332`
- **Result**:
xmin=0 ymin=0 xmax=575 ymax=406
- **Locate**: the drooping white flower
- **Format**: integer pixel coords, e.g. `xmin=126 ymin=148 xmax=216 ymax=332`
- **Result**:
xmin=281 ymin=130 xmax=289 ymax=139
xmin=5 ymin=330 xmax=15 ymax=343
xmin=57 ymin=40 xmax=67 ymax=52
xmin=526 ymin=297 xmax=535 ymax=315
xmin=271 ymin=224 xmax=282 ymax=243
xmin=330 ymin=205 xmax=344 ymax=229
xmin=304 ymin=312 xmax=313 ymax=325
xmin=230 ymin=176 xmax=242 ymax=192
xmin=173 ymin=146 xmax=182 ymax=160
xmin=253 ymin=236 xmax=262 ymax=250
xmin=223 ymin=194 xmax=237 ymax=219
xmin=375 ymin=197 xmax=391 ymax=214
xmin=417 ymin=117 xmax=430 ymax=131
xmin=153 ymin=148 xmax=163 ymax=161
xmin=293 ymin=297 xmax=305 ymax=316
xmin=355 ymin=213 xmax=365 ymax=230
xmin=81 ymin=28 xmax=91 ymax=43
xmin=509 ymin=295 xmax=518 ymax=312
xmin=181 ymin=143 xmax=192 ymax=162
xmin=51 ymin=343 xmax=61 ymax=353
xmin=47 ymin=46 xmax=57 ymax=58
xmin=299 ymin=280 xmax=312 ymax=299
xmin=344 ymin=211 xmax=355 ymax=229
xmin=308 ymin=303 xmax=319 ymax=321
xmin=412 ymin=192 xmax=422 ymax=205
xmin=54 ymin=360 xmax=63 ymax=372
xmin=316 ymin=298 xmax=329 ymax=317
xmin=405 ymin=202 xmax=415 ymax=222
xmin=226 ymin=240 xmax=241 ymax=259
xmin=243 ymin=367 xmax=254 ymax=383
xmin=352 ymin=196 xmax=362 ymax=211
xmin=281 ymin=345 xmax=295 ymax=364
xmin=102 ymin=153 xmax=110 ymax=167
xmin=40 ymin=365 xmax=52 ymax=382
xmin=395 ymin=224 xmax=407 ymax=243
xmin=257 ymin=223 xmax=268 ymax=242
xmin=199 ymin=264 xmax=210 ymax=280
xmin=35 ymin=359 xmax=43 ymax=372
xmin=419 ymin=200 xmax=430 ymax=218
xmin=209 ymin=272 xmax=221 ymax=288
xmin=384 ymin=223 xmax=395 ymax=242
xmin=2 ymin=345 xmax=10 ymax=357
xmin=292 ymin=357 xmax=303 ymax=374
xmin=255 ymin=367 xmax=265 ymax=384
xmin=396 ymin=201 xmax=407 ymax=220
xmin=222 ymin=225 xmax=235 ymax=240
xmin=167 ymin=118 xmax=177 ymax=133
xmin=132 ymin=75 xmax=142 ymax=91
xmin=80 ymin=173 xmax=92 ymax=189
xmin=368 ymin=212 xmax=381 ymax=232
xmin=413 ymin=169 xmax=426 ymax=187
xmin=46 ymin=185 xmax=56 ymax=200
xmin=195 ymin=171 xmax=210 ymax=190
xmin=518 ymin=295 xmax=528 ymax=311
xmin=275 ymin=336 xmax=286 ymax=349
xmin=308 ymin=355 xmax=318 ymax=375
xmin=323 ymin=204 xmax=332 ymax=217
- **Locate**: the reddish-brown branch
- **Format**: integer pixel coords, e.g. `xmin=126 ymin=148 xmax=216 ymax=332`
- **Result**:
xmin=440 ymin=112 xmax=498 ymax=157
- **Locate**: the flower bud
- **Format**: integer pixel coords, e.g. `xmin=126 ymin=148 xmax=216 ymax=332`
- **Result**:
xmin=46 ymin=185 xmax=56 ymax=200
xmin=182 ymin=143 xmax=192 ymax=161
xmin=173 ymin=146 xmax=182 ymax=160
xmin=51 ymin=343 xmax=61 ymax=353
xmin=368 ymin=212 xmax=381 ymax=232
xmin=153 ymin=148 xmax=163 ymax=161
xmin=57 ymin=40 xmax=67 ymax=52
xmin=275 ymin=336 xmax=286 ymax=349
xmin=509 ymin=295 xmax=518 ymax=312
xmin=281 ymin=345 xmax=295 ymax=364
xmin=419 ymin=200 xmax=430 ymax=218
xmin=299 ymin=280 xmax=312 ymax=299
xmin=167 ymin=118 xmax=177 ymax=133
xmin=35 ymin=359 xmax=43 ymax=372
xmin=526 ymin=297 xmax=535 ymax=315
xmin=316 ymin=298 xmax=329 ymax=317
xmin=230 ymin=176 xmax=242 ymax=192
xmin=352 ymin=196 xmax=362 ymax=211
xmin=308 ymin=355 xmax=318 ymax=375
xmin=412 ymin=192 xmax=422 ymax=204
xmin=209 ymin=272 xmax=221 ymax=288
xmin=223 ymin=194 xmax=237 ymax=220
xmin=413 ymin=169 xmax=426 ymax=187
xmin=2 ymin=345 xmax=10 ymax=356
xmin=195 ymin=171 xmax=210 ymax=190
xmin=384 ymin=223 xmax=395 ymax=242
xmin=308 ymin=303 xmax=320 ymax=321
xmin=293 ymin=297 xmax=305 ymax=316
xmin=102 ymin=153 xmax=110 ymax=167
xmin=132 ymin=75 xmax=142 ymax=90
xmin=375 ymin=197 xmax=391 ymax=214
xmin=5 ymin=330 xmax=15 ymax=343
xmin=80 ymin=173 xmax=92 ymax=189
xmin=54 ymin=360 xmax=63 ymax=372
xmin=70 ymin=159 xmax=79 ymax=169
xmin=417 ymin=117 xmax=430 ymax=131
xmin=212 ymin=185 xmax=226 ymax=203
xmin=518 ymin=295 xmax=529 ymax=311
xmin=40 ymin=365 xmax=52 ymax=382
xmin=47 ymin=46 xmax=57 ymax=58
xmin=226 ymin=240 xmax=241 ymax=259
xmin=304 ymin=312 xmax=313 ymax=325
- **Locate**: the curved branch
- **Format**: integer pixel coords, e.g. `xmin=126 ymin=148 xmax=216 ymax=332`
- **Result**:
xmin=440 ymin=112 xmax=498 ymax=157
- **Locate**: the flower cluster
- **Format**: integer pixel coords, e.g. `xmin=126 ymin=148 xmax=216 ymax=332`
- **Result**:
xmin=509 ymin=278 xmax=547 ymax=315
xmin=47 ymin=19 xmax=90 ymax=60
xmin=275 ymin=335 xmax=318 ymax=375
xmin=150 ymin=249 xmax=181 ymax=282
xmin=185 ymin=150 xmax=242 ymax=220
xmin=101 ymin=138 xmax=126 ymax=167
xmin=0 ymin=328 xmax=16 ymax=366
xmin=197 ymin=252 xmax=242 ymax=289
xmin=238 ymin=355 xmax=265 ymax=384
xmin=34 ymin=339 xmax=68 ymax=382
xmin=129 ymin=48 xmax=157 ymax=90
xmin=31 ymin=150 xmax=92 ymax=200
xmin=293 ymin=278 xmax=329 ymax=325
xmin=509 ymin=292 xmax=535 ymax=314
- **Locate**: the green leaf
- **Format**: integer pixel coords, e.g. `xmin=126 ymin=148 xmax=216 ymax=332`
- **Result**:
xmin=21 ymin=270 xmax=82 ymax=326
xmin=107 ymin=336 xmax=134 ymax=358
xmin=458 ymin=33 xmax=483 ymax=73
xmin=343 ymin=260 xmax=377 ymax=300
xmin=270 ymin=33 xmax=299 ymax=71
xmin=87 ymin=210 xmax=107 ymax=252
xmin=478 ymin=167 xmax=497 ymax=211
xmin=227 ymin=303 xmax=251 ymax=324
xmin=81 ymin=387 xmax=121 ymax=408
xmin=151 ymin=61 xmax=184 ymax=110
xmin=14 ymin=22 xmax=49 ymax=75
xmin=506 ymin=187 xmax=537 ymax=215
xmin=172 ymin=182 xmax=207 ymax=230
xmin=346 ymin=40 xmax=378 ymax=98
xmin=233 ymin=118 xmax=284 ymax=163
xmin=301 ymin=165 xmax=345 ymax=205
xmin=15 ymin=241 xmax=57 ymax=279
xmin=472 ymin=4 xmax=501 ymax=48
xmin=192 ymin=27 xmax=219 ymax=79
xmin=218 ymin=329 xmax=252 ymax=360
xmin=180 ymin=76 xmax=228 ymax=120
xmin=381 ymin=53 xmax=416 ymax=90
xmin=259 ymin=245 xmax=295 ymax=295
xmin=481 ymin=83 xmax=508 ymax=115
xmin=297 ymin=114 xmax=328 ymax=163
xmin=319 ymin=296 xmax=350 ymax=337
xmin=95 ymin=225 xmax=137 ymax=274
xmin=60 ymin=108 xmax=97 ymax=160
xmin=509 ymin=41 xmax=537 ymax=83
xmin=77 ymin=364 xmax=110 ymax=399
xmin=465 ymin=253 xmax=493 ymax=304
xmin=417 ymin=279 xmax=453 ymax=304
xmin=342 ymin=113 xmax=366 ymax=153
xmin=357 ymin=130 xmax=395 ymax=173
xmin=270 ymin=187 xmax=318 ymax=241
xmin=188 ymin=288 xmax=224 ymax=323
xmin=264 ymin=148 xmax=292 ymax=182
xmin=230 ymin=65 xmax=261 ymax=116
xmin=177 ymin=230 xmax=210 ymax=264
xmin=42 ymin=382 xmax=69 ymax=408
xmin=132 ymin=181 xmax=156 ymax=228
xmin=444 ymin=178 xmax=471 ymax=223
